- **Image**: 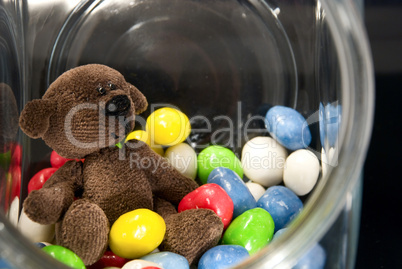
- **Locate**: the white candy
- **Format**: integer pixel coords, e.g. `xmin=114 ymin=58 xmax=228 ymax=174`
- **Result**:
xmin=321 ymin=147 xmax=337 ymax=179
xmin=165 ymin=143 xmax=197 ymax=179
xmin=283 ymin=149 xmax=320 ymax=196
xmin=245 ymin=181 xmax=266 ymax=201
xmin=7 ymin=196 xmax=19 ymax=227
xmin=121 ymin=259 xmax=162 ymax=269
xmin=241 ymin=136 xmax=288 ymax=187
xmin=18 ymin=208 xmax=55 ymax=243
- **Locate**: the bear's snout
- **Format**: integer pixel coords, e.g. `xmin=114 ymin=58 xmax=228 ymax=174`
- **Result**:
xmin=105 ymin=95 xmax=131 ymax=116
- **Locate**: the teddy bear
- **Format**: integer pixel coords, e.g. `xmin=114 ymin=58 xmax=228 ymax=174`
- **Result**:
xmin=19 ymin=64 xmax=223 ymax=266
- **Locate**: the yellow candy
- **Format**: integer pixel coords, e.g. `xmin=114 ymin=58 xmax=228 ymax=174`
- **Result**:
xmin=109 ymin=209 xmax=166 ymax=259
xmin=146 ymin=107 xmax=191 ymax=146
xmin=125 ymin=130 xmax=164 ymax=156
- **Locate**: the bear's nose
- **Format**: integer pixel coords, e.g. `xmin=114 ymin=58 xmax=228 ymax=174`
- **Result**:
xmin=105 ymin=95 xmax=131 ymax=116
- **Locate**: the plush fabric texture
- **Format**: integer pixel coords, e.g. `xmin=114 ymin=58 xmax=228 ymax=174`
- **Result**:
xmin=160 ymin=209 xmax=224 ymax=265
xmin=0 ymin=83 xmax=19 ymax=151
xmin=19 ymin=64 xmax=222 ymax=265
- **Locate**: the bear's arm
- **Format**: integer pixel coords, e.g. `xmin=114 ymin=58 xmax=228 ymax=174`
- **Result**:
xmin=127 ymin=141 xmax=198 ymax=205
xmin=23 ymin=160 xmax=83 ymax=225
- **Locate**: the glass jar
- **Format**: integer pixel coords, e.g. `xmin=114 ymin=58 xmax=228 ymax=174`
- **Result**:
xmin=0 ymin=0 xmax=373 ymax=268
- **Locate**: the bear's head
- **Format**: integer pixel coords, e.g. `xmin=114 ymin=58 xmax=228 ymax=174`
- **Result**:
xmin=19 ymin=64 xmax=148 ymax=159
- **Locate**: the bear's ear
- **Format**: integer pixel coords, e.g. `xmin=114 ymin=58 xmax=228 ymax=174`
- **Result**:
xmin=19 ymin=99 xmax=56 ymax=138
xmin=128 ymin=83 xmax=148 ymax=114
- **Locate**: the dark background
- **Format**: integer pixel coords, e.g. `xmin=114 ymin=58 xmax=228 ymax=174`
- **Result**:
xmin=356 ymin=1 xmax=402 ymax=268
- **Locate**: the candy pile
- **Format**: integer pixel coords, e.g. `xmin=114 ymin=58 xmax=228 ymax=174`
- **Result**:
xmin=10 ymin=105 xmax=326 ymax=269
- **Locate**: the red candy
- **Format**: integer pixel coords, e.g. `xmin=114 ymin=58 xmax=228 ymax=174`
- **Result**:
xmin=50 ymin=150 xmax=84 ymax=168
xmin=27 ymin=167 xmax=58 ymax=194
xmin=178 ymin=183 xmax=234 ymax=229
xmin=88 ymin=250 xmax=130 ymax=269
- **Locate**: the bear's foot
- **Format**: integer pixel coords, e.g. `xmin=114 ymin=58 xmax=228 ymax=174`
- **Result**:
xmin=56 ymin=199 xmax=109 ymax=265
xmin=159 ymin=208 xmax=223 ymax=265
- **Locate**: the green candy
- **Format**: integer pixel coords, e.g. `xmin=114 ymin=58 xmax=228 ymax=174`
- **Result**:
xmin=222 ymin=207 xmax=275 ymax=255
xmin=197 ymin=145 xmax=243 ymax=184
xmin=42 ymin=245 xmax=86 ymax=269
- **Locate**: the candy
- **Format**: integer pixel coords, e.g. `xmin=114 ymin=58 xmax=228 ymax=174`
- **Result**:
xmin=245 ymin=181 xmax=266 ymax=201
xmin=293 ymin=243 xmax=326 ymax=269
xmin=319 ymin=102 xmax=341 ymax=148
xmin=283 ymin=149 xmax=320 ymax=196
xmin=256 ymin=186 xmax=303 ymax=232
xmin=35 ymin=242 xmax=51 ymax=248
xmin=241 ymin=137 xmax=287 ymax=187
xmin=207 ymin=167 xmax=256 ymax=218
xmin=109 ymin=209 xmax=166 ymax=259
xmin=146 ymin=107 xmax=191 ymax=146
xmin=198 ymin=245 xmax=250 ymax=269
xmin=165 ymin=143 xmax=197 ymax=179
xmin=125 ymin=130 xmax=164 ymax=156
xmin=121 ymin=260 xmax=163 ymax=269
xmin=27 ymin=167 xmax=58 ymax=194
xmin=7 ymin=196 xmax=19 ymax=227
xmin=141 ymin=251 xmax=189 ymax=269
xmin=42 ymin=245 xmax=85 ymax=269
xmin=265 ymin=106 xmax=311 ymax=150
xmin=222 ymin=208 xmax=275 ymax=255
xmin=50 ymin=150 xmax=70 ymax=168
xmin=272 ymin=228 xmax=288 ymax=240
xmin=178 ymin=183 xmax=233 ymax=229
xmin=197 ymin=145 xmax=243 ymax=184
xmin=18 ymin=208 xmax=55 ymax=243
xmin=88 ymin=250 xmax=130 ymax=269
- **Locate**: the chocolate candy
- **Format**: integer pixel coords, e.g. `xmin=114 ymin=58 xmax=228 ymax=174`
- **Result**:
xmin=241 ymin=136 xmax=288 ymax=187
xmin=42 ymin=245 xmax=85 ymax=269
xmin=178 ymin=183 xmax=233 ymax=229
xmin=222 ymin=208 xmax=275 ymax=255
xmin=257 ymin=186 xmax=303 ymax=232
xmin=197 ymin=145 xmax=243 ymax=184
xmin=198 ymin=245 xmax=250 ymax=269
xmin=265 ymin=106 xmax=311 ymax=150
xmin=109 ymin=209 xmax=166 ymax=259
xmin=207 ymin=167 xmax=256 ymax=218
xmin=141 ymin=251 xmax=189 ymax=269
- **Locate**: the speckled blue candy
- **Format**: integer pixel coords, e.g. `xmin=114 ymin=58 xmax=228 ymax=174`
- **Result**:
xmin=198 ymin=245 xmax=250 ymax=269
xmin=141 ymin=251 xmax=189 ymax=269
xmin=207 ymin=167 xmax=256 ymax=218
xmin=265 ymin=106 xmax=311 ymax=150
xmin=0 ymin=258 xmax=12 ymax=269
xmin=257 ymin=186 xmax=303 ymax=232
xmin=35 ymin=242 xmax=48 ymax=249
xmin=319 ymin=102 xmax=341 ymax=148
xmin=293 ymin=243 xmax=326 ymax=269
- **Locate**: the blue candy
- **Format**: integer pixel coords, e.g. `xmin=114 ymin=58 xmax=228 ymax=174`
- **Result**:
xmin=35 ymin=242 xmax=49 ymax=248
xmin=293 ymin=243 xmax=326 ymax=269
xmin=265 ymin=106 xmax=311 ymax=150
xmin=0 ymin=258 xmax=13 ymax=269
xmin=207 ymin=167 xmax=256 ymax=218
xmin=319 ymin=102 xmax=341 ymax=149
xmin=141 ymin=251 xmax=189 ymax=269
xmin=198 ymin=245 xmax=250 ymax=269
xmin=257 ymin=186 xmax=303 ymax=232
xmin=272 ymin=228 xmax=288 ymax=240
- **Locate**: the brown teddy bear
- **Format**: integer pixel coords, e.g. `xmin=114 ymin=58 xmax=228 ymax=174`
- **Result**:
xmin=19 ymin=64 xmax=223 ymax=266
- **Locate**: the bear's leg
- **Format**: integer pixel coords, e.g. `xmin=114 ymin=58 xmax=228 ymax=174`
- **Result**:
xmin=159 ymin=208 xmax=223 ymax=265
xmin=56 ymin=199 xmax=109 ymax=265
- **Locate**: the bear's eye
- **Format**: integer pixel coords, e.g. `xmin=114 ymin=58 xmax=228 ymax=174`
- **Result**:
xmin=97 ymin=86 xmax=106 ymax=95
xmin=108 ymin=83 xmax=116 ymax=90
